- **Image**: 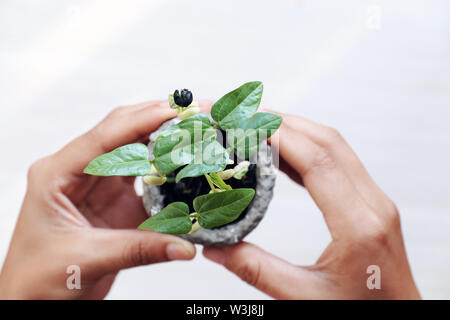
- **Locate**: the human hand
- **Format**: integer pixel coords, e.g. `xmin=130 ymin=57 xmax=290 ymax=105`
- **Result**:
xmin=0 ymin=100 xmax=212 ymax=299
xmin=203 ymin=112 xmax=420 ymax=299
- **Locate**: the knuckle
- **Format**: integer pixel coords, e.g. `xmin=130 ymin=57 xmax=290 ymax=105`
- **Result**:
xmin=357 ymin=203 xmax=401 ymax=249
xmin=363 ymin=217 xmax=390 ymax=246
xmin=124 ymin=240 xmax=157 ymax=267
xmin=109 ymin=105 xmax=127 ymax=118
xmin=322 ymin=126 xmax=343 ymax=145
xmin=27 ymin=157 xmax=49 ymax=182
xmin=233 ymin=260 xmax=261 ymax=287
xmin=385 ymin=201 xmax=401 ymax=228
xmin=386 ymin=200 xmax=399 ymax=217
xmin=100 ymin=105 xmax=132 ymax=131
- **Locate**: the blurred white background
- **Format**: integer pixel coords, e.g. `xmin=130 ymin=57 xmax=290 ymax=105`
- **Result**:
xmin=1 ymin=0 xmax=449 ymax=299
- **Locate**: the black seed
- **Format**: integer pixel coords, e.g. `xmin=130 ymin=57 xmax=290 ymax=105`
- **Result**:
xmin=173 ymin=89 xmax=180 ymax=103
xmin=173 ymin=88 xmax=193 ymax=107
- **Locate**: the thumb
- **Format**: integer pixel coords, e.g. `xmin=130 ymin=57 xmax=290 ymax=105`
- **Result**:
xmin=203 ymin=242 xmax=314 ymax=299
xmin=90 ymin=229 xmax=196 ymax=274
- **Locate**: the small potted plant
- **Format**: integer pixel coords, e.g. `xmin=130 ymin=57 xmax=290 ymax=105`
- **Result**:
xmin=84 ymin=81 xmax=282 ymax=246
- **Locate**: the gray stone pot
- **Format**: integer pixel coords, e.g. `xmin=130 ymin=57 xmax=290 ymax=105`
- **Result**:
xmin=142 ymin=119 xmax=277 ymax=247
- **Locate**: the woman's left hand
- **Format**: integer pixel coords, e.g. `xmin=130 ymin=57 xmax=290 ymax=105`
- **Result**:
xmin=0 ymin=100 xmax=212 ymax=299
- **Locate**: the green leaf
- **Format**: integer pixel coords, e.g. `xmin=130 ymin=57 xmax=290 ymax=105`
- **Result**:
xmin=153 ymin=113 xmax=217 ymax=175
xmin=138 ymin=202 xmax=192 ymax=234
xmin=243 ymin=112 xmax=282 ymax=131
xmin=83 ymin=143 xmax=151 ymax=176
xmin=211 ymin=81 xmax=263 ymax=129
xmin=175 ymin=140 xmax=228 ymax=182
xmin=194 ymin=189 xmax=255 ymax=229
xmin=228 ymin=112 xmax=282 ymax=158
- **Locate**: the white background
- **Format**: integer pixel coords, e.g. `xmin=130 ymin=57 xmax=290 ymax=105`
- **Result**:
xmin=0 ymin=0 xmax=449 ymax=299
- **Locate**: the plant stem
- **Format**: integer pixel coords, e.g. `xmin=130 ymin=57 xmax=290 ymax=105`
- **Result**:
xmin=204 ymin=174 xmax=216 ymax=192
xmin=189 ymin=212 xmax=199 ymax=218
xmin=188 ymin=221 xmax=201 ymax=234
xmin=209 ymin=172 xmax=232 ymax=191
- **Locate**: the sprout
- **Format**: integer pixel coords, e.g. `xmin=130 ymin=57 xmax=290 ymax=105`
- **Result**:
xmin=143 ymin=175 xmax=167 ymax=186
xmin=233 ymin=161 xmax=250 ymax=180
xmin=188 ymin=221 xmax=201 ymax=234
xmin=217 ymin=169 xmax=235 ymax=180
xmin=178 ymin=106 xmax=200 ymax=120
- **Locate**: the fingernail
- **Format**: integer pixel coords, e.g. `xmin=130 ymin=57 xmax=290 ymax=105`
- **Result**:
xmin=203 ymin=248 xmax=226 ymax=265
xmin=166 ymin=242 xmax=195 ymax=261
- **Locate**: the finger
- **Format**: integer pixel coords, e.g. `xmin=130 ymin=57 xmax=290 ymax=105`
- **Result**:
xmin=270 ymin=125 xmax=375 ymax=239
xmin=80 ymin=176 xmax=148 ymax=228
xmin=53 ymin=101 xmax=177 ymax=177
xmin=279 ymin=113 xmax=394 ymax=214
xmin=133 ymin=99 xmax=213 ymax=113
xmin=278 ymin=152 xmax=304 ymax=186
xmin=121 ymin=99 xmax=168 ymax=111
xmin=90 ymin=229 xmax=196 ymax=275
xmin=197 ymin=99 xmax=215 ymax=113
xmin=203 ymin=242 xmax=319 ymax=299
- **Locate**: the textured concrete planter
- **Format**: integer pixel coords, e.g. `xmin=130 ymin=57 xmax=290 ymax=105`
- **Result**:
xmin=142 ymin=118 xmax=277 ymax=247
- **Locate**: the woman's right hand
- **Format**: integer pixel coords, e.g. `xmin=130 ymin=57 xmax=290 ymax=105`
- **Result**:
xmin=204 ymin=112 xmax=420 ymax=299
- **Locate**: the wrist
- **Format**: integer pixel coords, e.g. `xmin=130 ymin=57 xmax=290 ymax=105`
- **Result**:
xmin=0 ymin=270 xmax=29 ymax=300
xmin=0 ymin=273 xmax=9 ymax=299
